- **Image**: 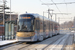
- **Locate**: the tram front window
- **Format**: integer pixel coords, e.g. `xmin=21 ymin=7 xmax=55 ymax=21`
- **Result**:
xmin=18 ymin=20 xmax=34 ymax=32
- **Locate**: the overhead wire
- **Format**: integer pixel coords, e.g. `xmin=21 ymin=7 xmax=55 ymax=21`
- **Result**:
xmin=51 ymin=0 xmax=61 ymax=13
xmin=51 ymin=0 xmax=65 ymax=18
xmin=40 ymin=0 xmax=54 ymax=19
xmin=40 ymin=0 xmax=50 ymax=8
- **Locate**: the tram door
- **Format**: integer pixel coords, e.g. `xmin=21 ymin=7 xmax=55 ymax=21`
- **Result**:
xmin=43 ymin=21 xmax=45 ymax=32
xmin=36 ymin=20 xmax=40 ymax=38
xmin=50 ymin=23 xmax=53 ymax=36
xmin=43 ymin=20 xmax=46 ymax=38
xmin=52 ymin=23 xmax=54 ymax=35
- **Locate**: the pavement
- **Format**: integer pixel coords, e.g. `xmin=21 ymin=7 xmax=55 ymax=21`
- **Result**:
xmin=0 ymin=40 xmax=17 ymax=46
xmin=0 ymin=36 xmax=17 ymax=46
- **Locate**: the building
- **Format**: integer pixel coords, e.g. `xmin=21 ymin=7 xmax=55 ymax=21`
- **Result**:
xmin=0 ymin=13 xmax=18 ymax=25
xmin=0 ymin=13 xmax=18 ymax=36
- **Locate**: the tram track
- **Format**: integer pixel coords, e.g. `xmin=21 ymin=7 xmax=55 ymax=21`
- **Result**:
xmin=42 ymin=35 xmax=66 ymax=50
xmin=44 ymin=34 xmax=70 ymax=50
xmin=64 ymin=33 xmax=74 ymax=50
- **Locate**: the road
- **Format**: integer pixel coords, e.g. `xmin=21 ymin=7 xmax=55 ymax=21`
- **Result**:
xmin=0 ymin=30 xmax=74 ymax=50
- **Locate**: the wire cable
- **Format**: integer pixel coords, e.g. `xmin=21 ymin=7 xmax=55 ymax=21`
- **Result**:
xmin=40 ymin=0 xmax=50 ymax=8
xmin=51 ymin=0 xmax=65 ymax=18
xmin=51 ymin=0 xmax=61 ymax=13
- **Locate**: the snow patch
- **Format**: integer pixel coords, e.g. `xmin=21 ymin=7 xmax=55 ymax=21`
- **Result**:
xmin=0 ymin=40 xmax=17 ymax=46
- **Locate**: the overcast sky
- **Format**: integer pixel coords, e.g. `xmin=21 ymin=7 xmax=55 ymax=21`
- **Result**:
xmin=0 ymin=0 xmax=75 ymax=24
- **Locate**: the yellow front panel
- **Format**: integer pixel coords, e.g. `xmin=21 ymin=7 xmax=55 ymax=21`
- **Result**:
xmin=17 ymin=32 xmax=35 ymax=37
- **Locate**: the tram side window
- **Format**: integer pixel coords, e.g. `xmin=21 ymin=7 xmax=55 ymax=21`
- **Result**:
xmin=54 ymin=24 xmax=57 ymax=30
xmin=53 ymin=24 xmax=54 ymax=31
xmin=36 ymin=20 xmax=40 ymax=30
xmin=44 ymin=21 xmax=46 ymax=29
xmin=52 ymin=24 xmax=53 ymax=31
xmin=47 ymin=21 xmax=50 ymax=31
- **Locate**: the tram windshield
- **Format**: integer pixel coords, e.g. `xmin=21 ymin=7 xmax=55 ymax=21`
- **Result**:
xmin=17 ymin=14 xmax=34 ymax=32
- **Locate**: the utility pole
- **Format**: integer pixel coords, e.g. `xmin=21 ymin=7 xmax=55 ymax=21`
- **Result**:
xmin=10 ymin=0 xmax=11 ymax=21
xmin=48 ymin=9 xmax=49 ymax=18
xmin=43 ymin=9 xmax=54 ymax=19
xmin=74 ymin=17 xmax=75 ymax=42
xmin=74 ymin=17 xmax=75 ymax=31
xmin=48 ymin=9 xmax=54 ymax=20
xmin=3 ymin=0 xmax=5 ymax=26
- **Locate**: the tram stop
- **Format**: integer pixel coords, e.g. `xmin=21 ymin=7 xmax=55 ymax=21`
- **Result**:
xmin=4 ymin=21 xmax=16 ymax=40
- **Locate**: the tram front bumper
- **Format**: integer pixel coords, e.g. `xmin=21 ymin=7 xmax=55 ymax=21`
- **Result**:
xmin=16 ymin=36 xmax=34 ymax=41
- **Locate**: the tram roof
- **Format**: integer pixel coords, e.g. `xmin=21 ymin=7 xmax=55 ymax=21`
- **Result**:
xmin=20 ymin=13 xmax=58 ymax=24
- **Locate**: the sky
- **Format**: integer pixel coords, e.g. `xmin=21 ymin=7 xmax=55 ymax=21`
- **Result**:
xmin=0 ymin=0 xmax=75 ymax=24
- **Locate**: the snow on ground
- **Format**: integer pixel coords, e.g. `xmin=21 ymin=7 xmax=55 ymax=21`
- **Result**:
xmin=71 ymin=30 xmax=75 ymax=33
xmin=0 ymin=36 xmax=17 ymax=46
xmin=0 ymin=40 xmax=17 ymax=46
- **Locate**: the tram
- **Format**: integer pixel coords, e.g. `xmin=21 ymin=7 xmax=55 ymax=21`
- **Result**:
xmin=16 ymin=13 xmax=59 ymax=41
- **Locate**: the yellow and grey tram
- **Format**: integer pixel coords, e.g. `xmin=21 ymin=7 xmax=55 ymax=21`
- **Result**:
xmin=16 ymin=13 xmax=59 ymax=41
